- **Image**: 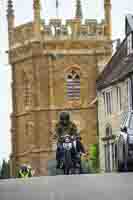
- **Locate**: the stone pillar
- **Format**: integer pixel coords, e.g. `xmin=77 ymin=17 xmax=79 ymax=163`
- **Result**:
xmin=104 ymin=0 xmax=112 ymax=39
xmin=7 ymin=0 xmax=15 ymax=47
xmin=33 ymin=0 xmax=41 ymax=39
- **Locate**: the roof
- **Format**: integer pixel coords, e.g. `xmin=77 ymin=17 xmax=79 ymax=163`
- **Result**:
xmin=97 ymin=39 xmax=133 ymax=90
xmin=97 ymin=15 xmax=133 ymax=91
xmin=125 ymin=14 xmax=133 ymax=35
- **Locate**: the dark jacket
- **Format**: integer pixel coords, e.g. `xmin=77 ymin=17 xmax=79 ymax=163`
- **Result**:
xmin=76 ymin=140 xmax=85 ymax=154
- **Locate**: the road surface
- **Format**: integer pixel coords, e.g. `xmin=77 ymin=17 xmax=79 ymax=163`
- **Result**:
xmin=0 ymin=173 xmax=133 ymax=200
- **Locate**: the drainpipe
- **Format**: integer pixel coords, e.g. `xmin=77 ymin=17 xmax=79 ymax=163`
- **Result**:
xmin=130 ymin=75 xmax=133 ymax=110
xmin=96 ymin=98 xmax=100 ymax=170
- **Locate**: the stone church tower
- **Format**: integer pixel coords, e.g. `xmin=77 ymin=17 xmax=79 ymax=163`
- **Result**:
xmin=7 ymin=0 xmax=112 ymax=176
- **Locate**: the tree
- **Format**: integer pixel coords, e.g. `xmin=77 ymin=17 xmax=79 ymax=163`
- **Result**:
xmin=0 ymin=160 xmax=10 ymax=179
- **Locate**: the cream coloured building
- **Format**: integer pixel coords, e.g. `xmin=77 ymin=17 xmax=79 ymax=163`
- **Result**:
xmin=97 ymin=18 xmax=133 ymax=172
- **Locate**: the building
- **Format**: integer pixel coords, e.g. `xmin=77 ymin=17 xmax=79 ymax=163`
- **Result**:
xmin=97 ymin=15 xmax=133 ymax=172
xmin=7 ymin=0 xmax=112 ymax=176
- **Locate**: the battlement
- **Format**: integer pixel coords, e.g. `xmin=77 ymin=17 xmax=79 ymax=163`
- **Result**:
xmin=10 ymin=18 xmax=108 ymax=48
xmin=7 ymin=0 xmax=112 ymax=49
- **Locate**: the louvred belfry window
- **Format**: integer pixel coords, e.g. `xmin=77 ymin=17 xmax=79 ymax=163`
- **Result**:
xmin=66 ymin=70 xmax=80 ymax=100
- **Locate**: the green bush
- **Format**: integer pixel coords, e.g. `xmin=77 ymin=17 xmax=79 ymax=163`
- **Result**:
xmin=80 ymin=144 xmax=99 ymax=174
xmin=89 ymin=144 xmax=99 ymax=173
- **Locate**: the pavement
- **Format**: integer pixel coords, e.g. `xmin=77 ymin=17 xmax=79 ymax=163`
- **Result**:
xmin=0 ymin=173 xmax=133 ymax=200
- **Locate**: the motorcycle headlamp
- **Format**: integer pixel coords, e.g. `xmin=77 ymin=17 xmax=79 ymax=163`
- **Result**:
xmin=65 ymin=138 xmax=70 ymax=143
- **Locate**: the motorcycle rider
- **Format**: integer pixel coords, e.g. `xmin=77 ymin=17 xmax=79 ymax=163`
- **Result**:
xmin=54 ymin=112 xmax=85 ymax=169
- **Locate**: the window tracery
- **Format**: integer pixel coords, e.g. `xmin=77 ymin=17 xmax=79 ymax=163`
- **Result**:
xmin=66 ymin=70 xmax=80 ymax=100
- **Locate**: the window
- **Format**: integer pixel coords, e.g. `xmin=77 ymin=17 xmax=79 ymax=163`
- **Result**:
xmin=104 ymin=125 xmax=116 ymax=172
xmin=106 ymin=125 xmax=112 ymax=137
xmin=127 ymin=33 xmax=133 ymax=55
xmin=116 ymin=87 xmax=122 ymax=111
xmin=66 ymin=70 xmax=80 ymax=100
xmin=103 ymin=90 xmax=113 ymax=115
xmin=126 ymin=80 xmax=129 ymax=108
xmin=121 ymin=111 xmax=128 ymax=128
xmin=126 ymin=79 xmax=132 ymax=110
xmin=111 ymin=143 xmax=116 ymax=170
xmin=23 ymin=72 xmax=31 ymax=107
xmin=104 ymin=142 xmax=116 ymax=172
xmin=129 ymin=114 xmax=133 ymax=129
xmin=104 ymin=144 xmax=111 ymax=172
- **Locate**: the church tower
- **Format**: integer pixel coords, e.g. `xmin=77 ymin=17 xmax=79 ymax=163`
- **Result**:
xmin=7 ymin=0 xmax=112 ymax=176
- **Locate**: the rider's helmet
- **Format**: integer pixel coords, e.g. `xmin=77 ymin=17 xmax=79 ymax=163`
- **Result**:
xmin=60 ymin=112 xmax=70 ymax=126
xmin=60 ymin=135 xmax=65 ymax=142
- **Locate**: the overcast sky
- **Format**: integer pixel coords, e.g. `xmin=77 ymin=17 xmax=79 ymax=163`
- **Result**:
xmin=0 ymin=0 xmax=133 ymax=162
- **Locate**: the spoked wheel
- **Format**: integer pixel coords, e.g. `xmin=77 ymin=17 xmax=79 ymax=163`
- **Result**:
xmin=64 ymin=150 xmax=73 ymax=175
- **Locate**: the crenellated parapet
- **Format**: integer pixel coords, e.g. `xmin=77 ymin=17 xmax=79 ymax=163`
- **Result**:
xmin=7 ymin=0 xmax=112 ymax=50
xmin=9 ymin=18 xmax=109 ymax=49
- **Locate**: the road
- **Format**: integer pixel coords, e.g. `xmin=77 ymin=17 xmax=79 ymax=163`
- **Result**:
xmin=0 ymin=173 xmax=133 ymax=200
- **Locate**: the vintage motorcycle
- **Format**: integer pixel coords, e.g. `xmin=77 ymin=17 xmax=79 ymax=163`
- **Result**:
xmin=56 ymin=135 xmax=82 ymax=175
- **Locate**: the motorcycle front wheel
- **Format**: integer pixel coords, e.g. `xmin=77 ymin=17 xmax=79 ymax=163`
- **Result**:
xmin=64 ymin=150 xmax=73 ymax=175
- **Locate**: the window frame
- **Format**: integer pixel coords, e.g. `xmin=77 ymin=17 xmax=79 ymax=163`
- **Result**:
xmin=105 ymin=125 xmax=112 ymax=137
xmin=116 ymin=86 xmax=122 ymax=112
xmin=66 ymin=70 xmax=80 ymax=101
xmin=126 ymin=78 xmax=132 ymax=110
xmin=103 ymin=89 xmax=113 ymax=116
xmin=127 ymin=32 xmax=133 ymax=55
xmin=104 ymin=143 xmax=111 ymax=172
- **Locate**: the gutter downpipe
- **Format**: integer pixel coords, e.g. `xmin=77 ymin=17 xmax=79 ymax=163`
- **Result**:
xmin=130 ymin=75 xmax=133 ymax=110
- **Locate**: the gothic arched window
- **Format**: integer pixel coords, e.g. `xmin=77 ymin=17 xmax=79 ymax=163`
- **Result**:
xmin=66 ymin=70 xmax=80 ymax=100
